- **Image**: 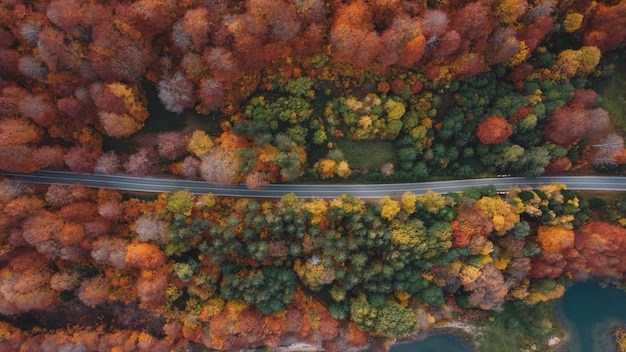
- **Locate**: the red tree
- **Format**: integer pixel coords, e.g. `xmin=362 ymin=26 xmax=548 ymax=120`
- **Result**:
xmin=157 ymin=72 xmax=195 ymax=113
xmin=36 ymin=26 xmax=68 ymax=72
xmin=486 ymin=27 xmax=520 ymax=65
xmin=575 ymin=222 xmax=626 ymax=277
xmin=45 ymin=184 xmax=91 ymax=208
xmin=0 ymin=49 xmax=20 ymax=79
xmin=94 ymin=152 xmax=121 ymax=175
xmin=397 ymin=34 xmax=426 ymax=68
xmin=18 ymin=55 xmax=48 ymax=80
xmin=64 ymin=145 xmax=101 ymax=174
xmin=451 ymin=2 xmax=496 ymax=41
xmin=3 ymin=195 xmax=43 ymax=225
xmin=432 ymin=30 xmax=461 ymax=58
xmin=182 ymin=156 xmax=200 ymax=179
xmin=57 ymin=97 xmax=96 ymax=122
xmin=60 ymin=201 xmax=98 ymax=223
xmin=421 ymin=9 xmax=449 ymax=38
xmin=124 ymin=148 xmax=157 ymax=177
xmin=545 ymin=105 xmax=609 ymax=147
xmin=198 ymin=79 xmax=225 ymax=111
xmin=18 ymin=94 xmax=58 ymax=127
xmin=476 ymin=115 xmax=513 ymax=145
xmin=125 ymin=243 xmax=167 ymax=270
xmin=544 ymin=157 xmax=571 ymax=175
xmin=182 ymin=7 xmax=211 ymax=51
xmin=45 ymin=0 xmax=84 ymax=31
xmin=157 ymin=132 xmax=188 ymax=160
xmin=0 ymin=117 xmax=41 ymax=147
xmin=32 ymin=145 xmax=65 ymax=169
xmin=583 ymin=3 xmax=626 ymax=52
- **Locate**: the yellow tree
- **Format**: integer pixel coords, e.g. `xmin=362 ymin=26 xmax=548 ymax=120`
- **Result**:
xmin=315 ymin=158 xmax=337 ymax=179
xmin=563 ymin=13 xmax=583 ymax=32
xmin=476 ymin=196 xmax=520 ymax=235
xmin=304 ymin=198 xmax=329 ymax=226
xmin=401 ymin=191 xmax=418 ymax=215
xmin=187 ymin=130 xmax=214 ymax=157
xmin=494 ymin=0 xmax=528 ymax=26
xmin=417 ymin=190 xmax=447 ymax=214
xmin=536 ymin=225 xmax=575 ymax=253
xmin=336 ymin=160 xmax=352 ymax=179
xmin=380 ymin=196 xmax=401 ymax=221
xmin=553 ymin=46 xmax=601 ymax=79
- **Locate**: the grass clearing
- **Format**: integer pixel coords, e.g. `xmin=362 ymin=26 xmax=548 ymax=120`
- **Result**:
xmin=475 ymin=301 xmax=566 ymax=352
xmin=593 ymin=50 xmax=626 ymax=136
xmin=333 ymin=139 xmax=398 ymax=170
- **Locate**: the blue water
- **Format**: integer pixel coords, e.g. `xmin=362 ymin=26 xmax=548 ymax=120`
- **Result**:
xmin=388 ymin=334 xmax=472 ymax=352
xmin=558 ymin=280 xmax=626 ymax=352
xmin=384 ymin=280 xmax=626 ymax=352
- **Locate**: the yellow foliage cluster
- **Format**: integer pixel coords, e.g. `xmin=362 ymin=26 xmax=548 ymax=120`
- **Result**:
xmin=511 ymin=184 xmax=579 ymax=227
xmin=480 ymin=241 xmax=494 ymax=256
xmin=293 ymin=258 xmax=334 ymax=291
xmin=508 ymin=41 xmax=529 ymax=67
xmin=187 ymin=130 xmax=214 ymax=157
xmin=380 ymin=196 xmax=401 ymax=221
xmin=336 ymin=160 xmax=352 ymax=179
xmin=495 ymin=0 xmax=528 ymax=25
xmin=554 ymin=46 xmax=601 ymax=79
xmin=315 ymin=158 xmax=337 ymax=179
xmin=391 ymin=223 xmax=420 ymax=247
xmin=401 ymin=191 xmax=418 ymax=215
xmin=476 ymin=196 xmax=520 ymax=234
xmin=523 ymin=284 xmax=565 ymax=305
xmin=304 ymin=199 xmax=329 ymax=225
xmin=256 ymin=143 xmax=279 ymax=163
xmin=509 ymin=279 xmax=530 ymax=300
xmin=97 ymin=83 xmax=149 ymax=138
xmin=329 ymin=194 xmax=364 ymax=215
xmin=564 ymin=13 xmax=584 ymax=32
xmin=199 ymin=297 xmax=226 ymax=322
xmin=417 ymin=190 xmax=447 ymax=214
xmin=459 ymin=265 xmax=481 ymax=286
xmin=394 ymin=291 xmax=412 ymax=307
xmin=493 ymin=256 xmax=510 ymax=271
xmin=345 ymin=94 xmax=381 ymax=112
xmin=98 ymin=111 xmax=144 ymax=139
xmin=613 ymin=327 xmax=626 ymax=352
xmin=358 ymin=115 xmax=373 ymax=129
xmin=536 ymin=225 xmax=575 ymax=253
xmin=384 ymin=99 xmax=406 ymax=120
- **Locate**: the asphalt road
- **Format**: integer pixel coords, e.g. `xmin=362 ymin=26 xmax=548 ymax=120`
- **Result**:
xmin=1 ymin=170 xmax=625 ymax=199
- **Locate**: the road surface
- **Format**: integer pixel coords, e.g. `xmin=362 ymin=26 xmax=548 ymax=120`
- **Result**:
xmin=1 ymin=170 xmax=624 ymax=199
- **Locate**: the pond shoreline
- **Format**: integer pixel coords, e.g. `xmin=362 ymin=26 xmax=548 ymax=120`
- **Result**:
xmin=554 ymin=279 xmax=626 ymax=352
xmin=389 ymin=326 xmax=477 ymax=352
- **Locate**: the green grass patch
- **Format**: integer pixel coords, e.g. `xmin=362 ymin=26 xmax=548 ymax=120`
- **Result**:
xmin=593 ymin=50 xmax=626 ymax=136
xmin=333 ymin=139 xmax=398 ymax=170
xmin=475 ymin=301 xmax=566 ymax=352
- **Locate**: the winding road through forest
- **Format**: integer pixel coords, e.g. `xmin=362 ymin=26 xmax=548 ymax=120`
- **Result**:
xmin=1 ymin=170 xmax=625 ymax=198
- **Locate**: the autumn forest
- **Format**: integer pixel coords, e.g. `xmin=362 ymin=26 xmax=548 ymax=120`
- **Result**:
xmin=0 ymin=0 xmax=625 ymax=351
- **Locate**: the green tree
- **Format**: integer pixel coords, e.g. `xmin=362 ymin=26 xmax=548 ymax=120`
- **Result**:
xmin=350 ymin=293 xmax=378 ymax=331
xmin=375 ymin=301 xmax=420 ymax=338
xmin=165 ymin=189 xmax=194 ymax=217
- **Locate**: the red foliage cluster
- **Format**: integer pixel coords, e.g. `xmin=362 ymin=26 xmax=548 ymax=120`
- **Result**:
xmin=574 ymin=222 xmax=626 ymax=278
xmin=510 ymin=106 xmax=533 ymax=122
xmin=475 ymin=115 xmax=513 ymax=145
xmin=452 ymin=204 xmax=493 ymax=248
xmin=583 ymin=3 xmax=626 ymax=52
xmin=545 ymin=96 xmax=609 ymax=147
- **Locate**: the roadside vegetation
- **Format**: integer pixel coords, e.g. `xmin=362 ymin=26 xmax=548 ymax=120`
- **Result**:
xmin=0 ymin=0 xmax=625 ymax=351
